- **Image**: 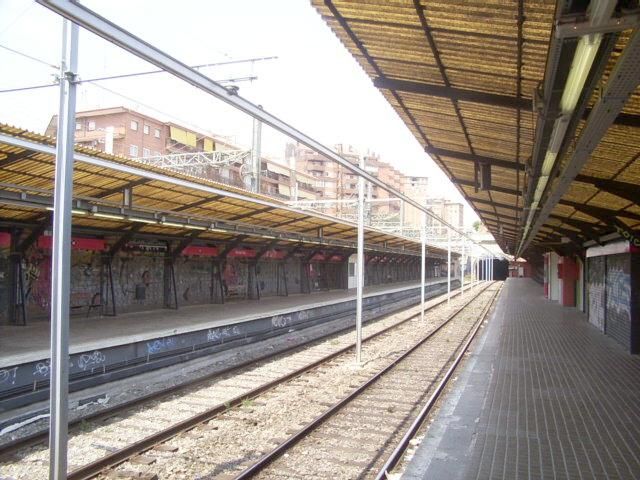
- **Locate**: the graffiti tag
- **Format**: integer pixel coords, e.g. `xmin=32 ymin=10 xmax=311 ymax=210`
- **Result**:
xmin=207 ymin=325 xmax=241 ymax=343
xmin=78 ymin=351 xmax=106 ymax=371
xmin=0 ymin=367 xmax=18 ymax=386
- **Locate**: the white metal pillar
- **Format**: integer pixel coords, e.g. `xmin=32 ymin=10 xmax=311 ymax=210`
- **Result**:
xmin=355 ymin=157 xmax=365 ymax=364
xmin=250 ymin=108 xmax=262 ymax=193
xmin=49 ymin=19 xmax=78 ymax=480
xmin=420 ymin=211 xmax=426 ymax=321
xmin=460 ymin=240 xmax=465 ymax=296
xmin=447 ymin=227 xmax=451 ymax=304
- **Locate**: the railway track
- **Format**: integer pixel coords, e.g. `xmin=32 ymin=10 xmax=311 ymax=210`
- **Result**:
xmin=0 ymin=282 xmax=492 ymax=480
xmin=234 ymin=283 xmax=501 ymax=480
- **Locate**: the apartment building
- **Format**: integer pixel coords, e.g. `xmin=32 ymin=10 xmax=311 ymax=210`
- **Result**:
xmin=401 ymin=176 xmax=429 ymax=228
xmin=287 ymin=142 xmax=405 ymax=220
xmin=45 ymin=107 xmax=316 ymax=202
xmin=425 ymin=198 xmax=465 ymax=234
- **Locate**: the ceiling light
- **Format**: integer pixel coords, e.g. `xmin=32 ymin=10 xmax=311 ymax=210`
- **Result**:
xmin=162 ymin=221 xmax=186 ymax=228
xmin=71 ymin=209 xmax=87 ymax=215
xmin=185 ymin=224 xmax=207 ymax=231
xmin=93 ymin=212 xmax=125 ymax=220
xmin=560 ymin=34 xmax=602 ymax=114
xmin=129 ymin=216 xmax=157 ymax=224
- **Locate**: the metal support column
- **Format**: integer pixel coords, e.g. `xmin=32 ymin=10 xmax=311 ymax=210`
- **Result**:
xmin=447 ymin=227 xmax=451 ymax=304
xmin=355 ymin=157 xmax=365 ymax=364
xmin=420 ymin=211 xmax=426 ymax=322
xmin=460 ymin=241 xmax=465 ymax=296
xmin=49 ymin=19 xmax=78 ymax=480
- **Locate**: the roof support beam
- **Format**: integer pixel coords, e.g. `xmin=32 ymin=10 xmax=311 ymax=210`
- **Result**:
xmin=174 ymin=194 xmax=223 ymax=212
xmin=549 ymin=214 xmax=606 ymax=245
xmin=108 ymin=224 xmax=144 ymax=257
xmin=370 ymin=81 xmax=638 ymax=130
xmin=574 ymin=175 xmax=640 ymax=206
xmin=456 ymin=178 xmax=521 ymax=197
xmin=218 ymin=235 xmax=247 ymax=259
xmin=424 ymin=147 xmax=525 ymax=171
xmin=565 ymin=202 xmax=640 ymax=247
xmin=226 ymin=205 xmax=274 ymax=222
xmin=468 ymin=196 xmax=520 ymax=212
xmin=17 ymin=212 xmax=52 ymax=253
xmin=373 ymin=77 xmax=530 ymax=110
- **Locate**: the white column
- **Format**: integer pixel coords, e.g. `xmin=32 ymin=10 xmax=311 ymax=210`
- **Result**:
xmin=447 ymin=227 xmax=451 ymax=304
xmin=49 ymin=19 xmax=78 ymax=480
xmin=355 ymin=157 xmax=365 ymax=364
xmin=460 ymin=241 xmax=465 ymax=296
xmin=420 ymin=211 xmax=426 ymax=321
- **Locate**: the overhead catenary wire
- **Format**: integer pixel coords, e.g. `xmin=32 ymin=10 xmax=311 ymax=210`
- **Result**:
xmin=0 ymin=55 xmax=275 ymax=94
xmin=0 ymin=43 xmax=59 ymax=69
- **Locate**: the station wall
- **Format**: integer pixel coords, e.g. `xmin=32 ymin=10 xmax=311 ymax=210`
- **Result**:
xmin=585 ymin=242 xmax=639 ymax=354
xmin=586 ymin=248 xmax=640 ymax=353
xmin=0 ymin=234 xmax=426 ymax=325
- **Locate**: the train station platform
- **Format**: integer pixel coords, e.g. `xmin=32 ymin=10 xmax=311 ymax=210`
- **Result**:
xmin=404 ymin=278 xmax=640 ymax=480
xmin=0 ymin=277 xmax=459 ymax=410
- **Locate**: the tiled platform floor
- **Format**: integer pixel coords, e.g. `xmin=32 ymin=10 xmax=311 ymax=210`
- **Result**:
xmin=404 ymin=278 xmax=640 ymax=480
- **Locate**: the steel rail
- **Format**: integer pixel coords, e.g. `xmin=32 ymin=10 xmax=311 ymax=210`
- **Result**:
xmin=36 ymin=0 xmax=498 ymax=257
xmin=232 ymin=282 xmax=498 ymax=479
xmin=0 ymin=283 xmax=464 ymax=457
xmin=51 ymin=284 xmax=485 ymax=480
xmin=375 ymin=284 xmax=502 ymax=479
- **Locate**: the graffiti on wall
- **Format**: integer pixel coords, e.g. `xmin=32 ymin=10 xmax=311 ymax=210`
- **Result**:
xmin=587 ymin=256 xmax=605 ymax=332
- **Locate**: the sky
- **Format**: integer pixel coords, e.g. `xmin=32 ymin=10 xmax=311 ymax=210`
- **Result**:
xmin=0 ymin=0 xmax=479 ymax=226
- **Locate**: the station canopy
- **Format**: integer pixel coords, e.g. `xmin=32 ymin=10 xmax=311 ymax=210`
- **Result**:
xmin=0 ymin=124 xmax=450 ymax=258
xmin=313 ymin=0 xmax=640 ymax=257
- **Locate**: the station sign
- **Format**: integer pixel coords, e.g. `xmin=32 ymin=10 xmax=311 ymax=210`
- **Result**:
xmin=182 ymin=245 xmax=219 ymax=257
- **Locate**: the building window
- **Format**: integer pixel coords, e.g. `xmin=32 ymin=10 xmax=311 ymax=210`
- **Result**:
xmin=130 ymin=120 xmax=138 ymax=131
xmin=143 ymin=124 xmax=150 ymax=135
xmin=87 ymin=121 xmax=96 ymax=131
xmin=142 ymin=148 xmax=151 ymax=157
xmin=75 ymin=122 xmax=82 ymax=131
xmin=154 ymin=128 xmax=161 ymax=138
xmin=129 ymin=144 xmax=139 ymax=157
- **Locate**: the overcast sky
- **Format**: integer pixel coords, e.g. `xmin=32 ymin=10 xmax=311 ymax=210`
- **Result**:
xmin=0 ymin=0 xmax=479 ymax=226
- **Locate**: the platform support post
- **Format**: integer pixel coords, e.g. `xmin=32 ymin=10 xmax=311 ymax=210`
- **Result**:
xmin=447 ymin=227 xmax=451 ymax=305
xmin=355 ymin=157 xmax=365 ymax=365
xmin=48 ymin=18 xmax=78 ymax=480
xmin=490 ymin=256 xmax=493 ymax=281
xmin=420 ymin=211 xmax=426 ymax=322
xmin=461 ymin=240 xmax=465 ymax=296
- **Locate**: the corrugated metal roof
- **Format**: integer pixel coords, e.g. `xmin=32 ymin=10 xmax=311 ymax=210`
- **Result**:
xmin=0 ymin=124 xmax=444 ymax=257
xmin=313 ymin=0 xmax=640 ymax=255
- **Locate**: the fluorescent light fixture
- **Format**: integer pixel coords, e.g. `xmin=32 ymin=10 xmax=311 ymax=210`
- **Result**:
xmin=184 ymin=224 xmax=207 ymax=231
xmin=560 ymin=34 xmax=602 ymax=113
xmin=47 ymin=206 xmax=86 ymax=215
xmin=129 ymin=216 xmax=157 ymax=224
xmin=547 ymin=117 xmax=570 ymax=154
xmin=162 ymin=221 xmax=186 ymax=228
xmin=534 ymin=176 xmax=549 ymax=202
xmin=93 ymin=212 xmax=125 ymax=220
xmin=541 ymin=151 xmax=558 ymax=176
xmin=258 ymin=234 xmax=278 ymax=239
